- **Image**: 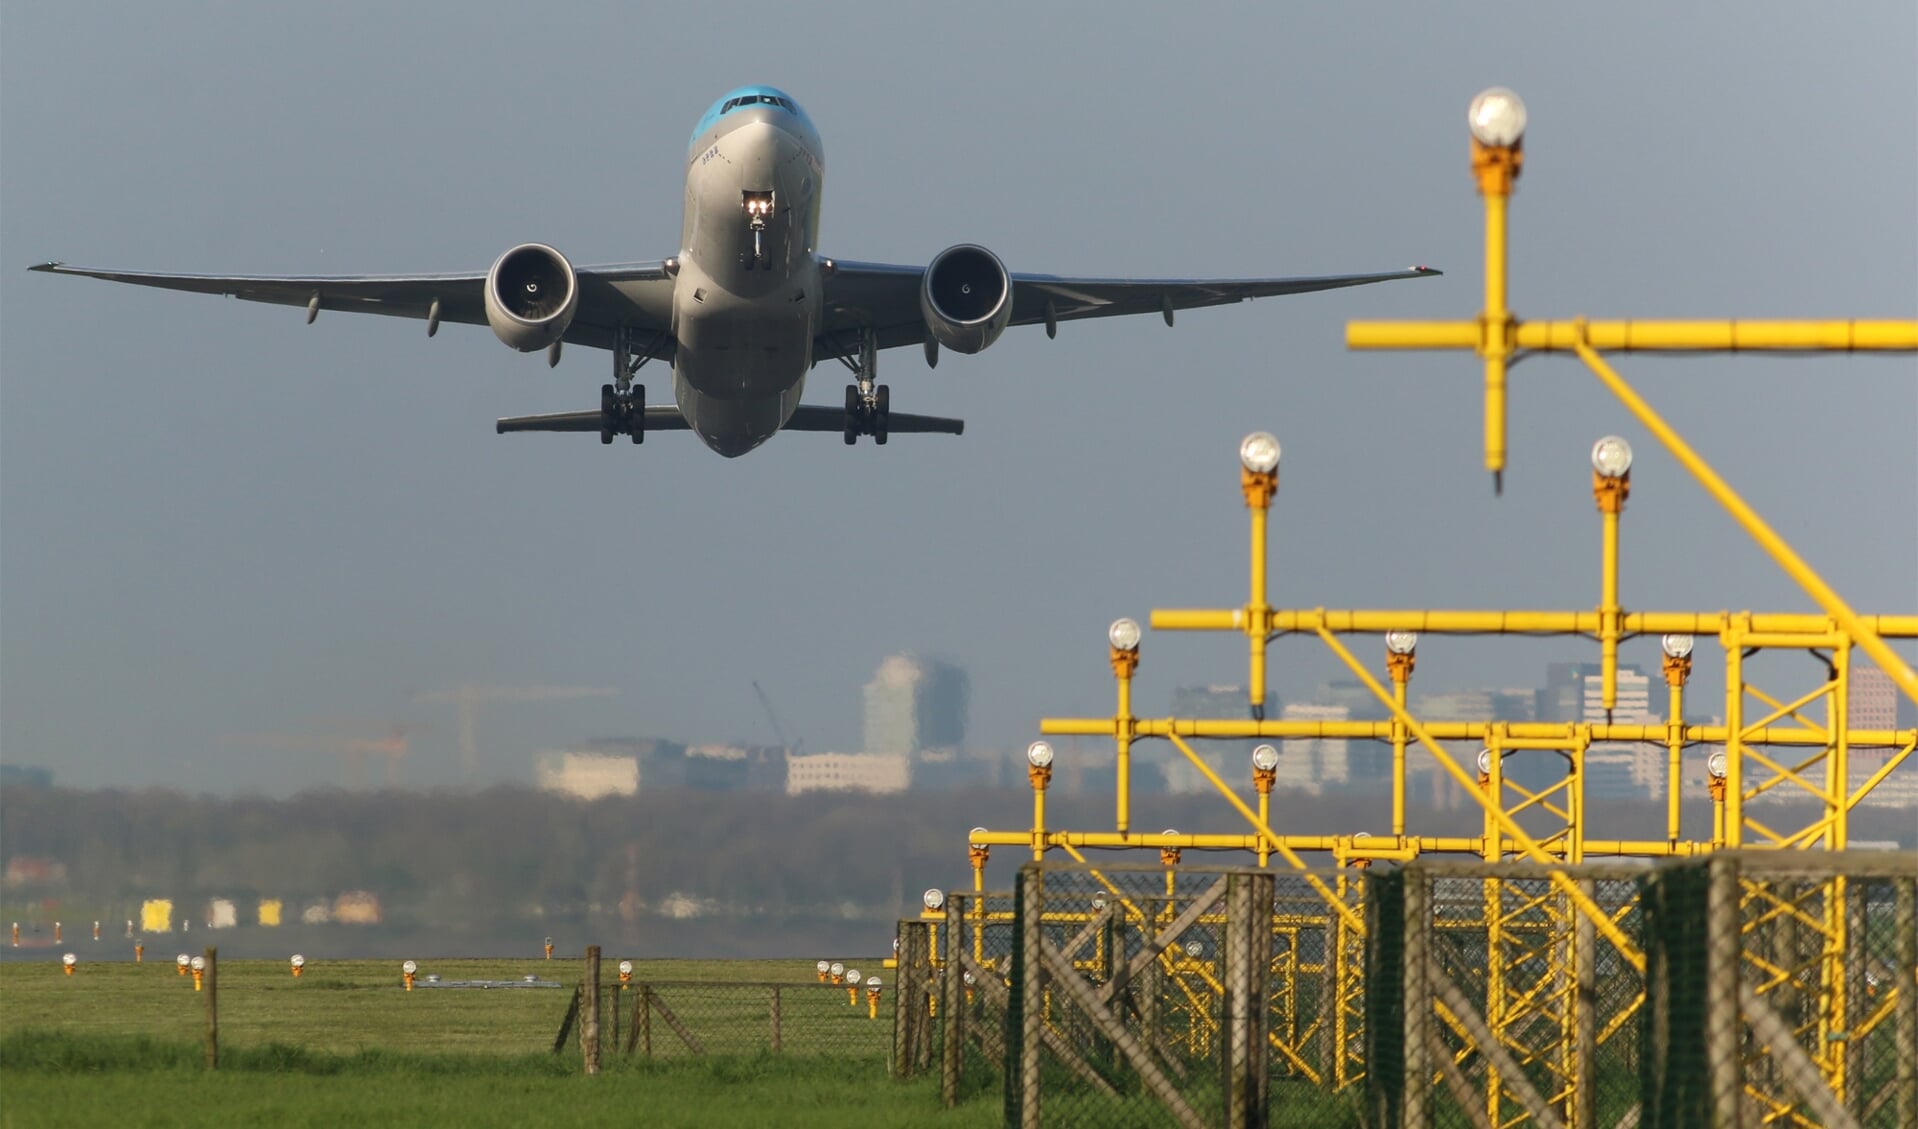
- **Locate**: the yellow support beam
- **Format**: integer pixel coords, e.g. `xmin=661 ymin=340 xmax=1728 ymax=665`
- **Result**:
xmin=1152 ymin=607 xmax=1918 ymax=637
xmin=1348 ymin=318 xmax=1918 ymax=352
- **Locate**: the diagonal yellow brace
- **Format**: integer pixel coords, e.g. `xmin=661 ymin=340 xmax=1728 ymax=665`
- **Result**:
xmin=1161 ymin=732 xmax=1366 ymax=936
xmin=1312 ymin=625 xmax=1646 ymax=970
xmin=1571 ymin=334 xmax=1918 ymax=711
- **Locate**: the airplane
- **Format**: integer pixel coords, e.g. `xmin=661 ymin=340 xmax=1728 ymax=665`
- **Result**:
xmin=33 ymin=85 xmax=1439 ymax=458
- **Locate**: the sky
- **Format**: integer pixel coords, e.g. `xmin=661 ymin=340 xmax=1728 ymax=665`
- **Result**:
xmin=3 ymin=2 xmax=1914 ymax=796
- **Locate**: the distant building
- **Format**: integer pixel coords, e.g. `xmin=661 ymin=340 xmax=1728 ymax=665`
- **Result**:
xmin=863 ymin=655 xmax=969 ymax=761
xmin=1534 ymin=662 xmax=1657 ymax=801
xmin=786 ymin=752 xmax=910 ymax=795
xmin=1848 ymin=665 xmax=1900 ymax=732
xmin=536 ymin=750 xmax=640 ymax=800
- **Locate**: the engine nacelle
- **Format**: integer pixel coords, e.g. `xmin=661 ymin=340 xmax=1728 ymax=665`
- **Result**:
xmin=919 ymin=244 xmax=1012 ymax=355
xmin=484 ymin=243 xmax=578 ymax=352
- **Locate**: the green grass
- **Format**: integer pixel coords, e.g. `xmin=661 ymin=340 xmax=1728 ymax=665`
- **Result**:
xmin=0 ymin=958 xmax=998 ymax=1128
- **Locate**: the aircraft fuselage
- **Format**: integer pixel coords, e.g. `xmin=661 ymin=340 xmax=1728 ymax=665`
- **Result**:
xmin=672 ymin=88 xmax=826 ymax=456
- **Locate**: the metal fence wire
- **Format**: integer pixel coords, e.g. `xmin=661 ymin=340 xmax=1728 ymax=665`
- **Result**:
xmin=988 ymin=852 xmax=1916 ymax=1129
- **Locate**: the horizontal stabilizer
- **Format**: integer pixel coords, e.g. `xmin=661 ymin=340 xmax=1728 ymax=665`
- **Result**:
xmin=496 ymin=404 xmax=964 ymax=437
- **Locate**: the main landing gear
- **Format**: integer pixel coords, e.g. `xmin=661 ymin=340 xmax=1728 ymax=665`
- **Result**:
xmin=600 ymin=323 xmax=661 ymax=445
xmin=839 ymin=328 xmax=888 ymax=445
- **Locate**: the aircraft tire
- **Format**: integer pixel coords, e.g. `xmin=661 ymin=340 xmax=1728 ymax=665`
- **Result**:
xmin=600 ymin=384 xmax=617 ymax=445
xmin=629 ymin=384 xmax=645 ymax=444
xmin=843 ymin=384 xmax=860 ymax=445
xmin=874 ymin=384 xmax=889 ymax=445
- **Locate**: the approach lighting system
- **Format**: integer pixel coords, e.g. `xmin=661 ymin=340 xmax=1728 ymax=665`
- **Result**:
xmin=1239 ymin=431 xmax=1281 ymax=474
xmin=816 ymin=960 xmax=831 ymax=981
xmin=619 ymin=960 xmax=634 ymax=976
xmin=867 ymin=975 xmax=881 ymax=990
xmin=830 ymin=961 xmax=845 ymax=980
xmin=1252 ymin=744 xmax=1281 ymax=772
xmin=1662 ymin=634 xmax=1696 ymax=659
xmin=1708 ymin=752 xmax=1729 ymax=779
xmin=846 ymin=968 xmax=860 ymax=984
xmin=1467 ymin=87 xmax=1528 ymax=148
xmin=1108 ymin=618 xmax=1142 ymax=653
xmin=402 ymin=960 xmax=418 ymax=975
xmin=62 ymin=952 xmax=77 ymax=975
xmin=190 ymin=956 xmax=206 ymax=972
xmin=1026 ymin=741 xmax=1055 ymax=769
xmin=1477 ymin=749 xmax=1496 ymax=775
xmin=922 ymin=888 xmax=946 ymax=912
xmin=1385 ymin=630 xmax=1419 ymax=656
xmin=1591 ymin=435 xmax=1634 ymax=479
xmin=290 ymin=954 xmax=305 ymax=978
xmin=176 ymin=953 xmax=191 ymax=975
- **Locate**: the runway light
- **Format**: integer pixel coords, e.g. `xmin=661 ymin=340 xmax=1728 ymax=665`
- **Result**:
xmin=1708 ymin=752 xmax=1728 ymax=779
xmin=1385 ymin=630 xmax=1419 ymax=656
xmin=866 ymin=975 xmax=882 ymax=1019
xmin=290 ymin=954 xmax=305 ymax=978
xmin=1026 ymin=741 xmax=1054 ymax=770
xmin=62 ymin=952 xmax=77 ymax=976
xmin=402 ymin=960 xmax=418 ymax=991
xmin=176 ymin=953 xmax=191 ymax=976
xmin=846 ymin=968 xmax=860 ymax=984
xmin=189 ymin=956 xmax=205 ymax=972
xmin=1238 ymin=431 xmax=1281 ymax=474
xmin=1662 ymin=634 xmax=1696 ymax=659
xmin=816 ymin=959 xmax=831 ymax=982
xmin=1108 ymin=618 xmax=1142 ymax=653
xmin=923 ymin=888 xmax=946 ymax=912
xmin=1591 ymin=435 xmax=1634 ymax=479
xmin=1467 ymin=87 xmax=1528 ymax=147
xmin=1252 ymin=744 xmax=1281 ymax=772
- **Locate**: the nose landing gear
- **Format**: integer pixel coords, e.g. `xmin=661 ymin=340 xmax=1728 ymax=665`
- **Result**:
xmin=743 ymin=191 xmax=774 ymax=270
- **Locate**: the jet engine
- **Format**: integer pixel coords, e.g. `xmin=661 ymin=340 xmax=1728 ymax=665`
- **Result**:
xmin=919 ymin=244 xmax=1011 ymax=355
xmin=484 ymin=243 xmax=578 ymax=351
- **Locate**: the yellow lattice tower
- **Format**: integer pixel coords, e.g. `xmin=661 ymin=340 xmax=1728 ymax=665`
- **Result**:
xmin=963 ymin=86 xmax=1917 ymax=1123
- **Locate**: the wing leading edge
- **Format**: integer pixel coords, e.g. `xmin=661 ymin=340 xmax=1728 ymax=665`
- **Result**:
xmin=816 ymin=262 xmax=1441 ymax=356
xmin=28 ymin=260 xmax=676 ymax=357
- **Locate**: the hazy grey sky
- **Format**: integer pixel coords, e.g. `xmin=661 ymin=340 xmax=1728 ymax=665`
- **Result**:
xmin=4 ymin=2 xmax=1914 ymax=795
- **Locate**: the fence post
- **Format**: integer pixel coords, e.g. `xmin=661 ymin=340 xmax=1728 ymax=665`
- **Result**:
xmin=1014 ymin=864 xmax=1044 ymax=1129
xmin=1897 ymin=876 xmax=1916 ymax=1129
xmin=1573 ymin=878 xmax=1596 ymax=1129
xmin=1401 ymin=868 xmax=1430 ymax=1129
xmin=770 ymin=986 xmax=782 ymax=1053
xmin=942 ymin=893 xmax=965 ymax=1108
xmin=641 ymin=984 xmax=653 ymax=1058
xmin=582 ymin=945 xmax=601 ymax=1076
xmin=203 ymin=946 xmax=218 ymax=1071
xmin=1706 ymin=855 xmax=1743 ymax=1128
xmin=1222 ymin=871 xmax=1274 ymax=1129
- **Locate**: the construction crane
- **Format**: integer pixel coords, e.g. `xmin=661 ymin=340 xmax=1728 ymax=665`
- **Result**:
xmin=227 ymin=722 xmax=426 ymax=789
xmin=752 ymin=681 xmax=804 ymax=755
xmin=415 ymin=685 xmax=617 ymax=780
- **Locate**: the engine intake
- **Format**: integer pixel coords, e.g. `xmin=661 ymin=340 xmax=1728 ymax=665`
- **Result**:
xmin=484 ymin=243 xmax=578 ymax=351
xmin=920 ymin=244 xmax=1011 ymax=355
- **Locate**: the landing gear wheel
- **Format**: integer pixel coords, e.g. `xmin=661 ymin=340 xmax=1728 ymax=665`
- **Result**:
xmin=628 ymin=384 xmax=645 ymax=444
xmin=873 ymin=384 xmax=890 ymax=445
xmin=599 ymin=384 xmax=617 ymax=445
xmin=843 ymin=384 xmax=860 ymax=445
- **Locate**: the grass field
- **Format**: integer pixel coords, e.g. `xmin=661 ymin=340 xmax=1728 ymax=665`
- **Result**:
xmin=0 ymin=956 xmax=1000 ymax=1128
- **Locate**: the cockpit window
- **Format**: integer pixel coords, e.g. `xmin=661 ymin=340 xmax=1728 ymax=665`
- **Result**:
xmin=720 ymin=94 xmax=794 ymax=115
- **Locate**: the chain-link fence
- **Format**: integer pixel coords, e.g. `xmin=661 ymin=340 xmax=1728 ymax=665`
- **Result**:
xmin=986 ymin=852 xmax=1916 ymax=1129
xmin=557 ymin=978 xmax=895 ymax=1062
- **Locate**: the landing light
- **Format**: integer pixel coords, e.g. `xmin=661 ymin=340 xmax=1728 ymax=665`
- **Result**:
xmin=1467 ymin=88 xmax=1528 ymax=148
xmin=1591 ymin=436 xmax=1634 ymax=479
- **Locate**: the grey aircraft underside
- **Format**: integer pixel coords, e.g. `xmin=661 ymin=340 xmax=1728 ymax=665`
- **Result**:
xmin=33 ymin=84 xmax=1439 ymax=458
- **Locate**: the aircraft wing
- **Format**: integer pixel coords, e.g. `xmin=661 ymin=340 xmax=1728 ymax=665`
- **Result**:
xmin=815 ymin=261 xmax=1440 ymax=356
xmin=27 ymin=260 xmax=678 ymax=359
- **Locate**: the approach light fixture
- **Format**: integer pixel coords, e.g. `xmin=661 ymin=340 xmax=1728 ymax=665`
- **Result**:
xmin=1467 ymin=87 xmax=1528 ymax=148
xmin=402 ymin=960 xmax=418 ymax=975
xmin=62 ymin=953 xmax=77 ymax=975
xmin=846 ymin=968 xmax=860 ymax=984
xmin=830 ymin=961 xmax=845 ymax=978
xmin=1091 ymin=893 xmax=1108 ymax=912
xmin=1662 ymin=634 xmax=1696 ymax=660
xmin=1108 ymin=618 xmax=1142 ymax=653
xmin=1185 ymin=941 xmax=1204 ymax=959
xmin=866 ymin=975 xmax=881 ymax=990
xmin=1026 ymin=741 xmax=1055 ymax=770
xmin=962 ymin=969 xmax=976 ymax=985
xmin=969 ymin=827 xmax=988 ymax=850
xmin=816 ymin=960 xmax=831 ymax=975
xmin=923 ymin=888 xmax=946 ymax=912
xmin=190 ymin=956 xmax=206 ymax=972
xmin=1252 ymin=744 xmax=1281 ymax=772
xmin=1708 ymin=752 xmax=1728 ymax=779
xmin=1591 ymin=435 xmax=1634 ymax=479
xmin=618 ymin=960 xmax=634 ymax=976
xmin=176 ymin=953 xmax=191 ymax=975
xmin=1477 ymin=749 xmax=1496 ymax=775
xmin=1385 ymin=631 xmax=1419 ymax=656
xmin=1239 ymin=431 xmax=1282 ymax=474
